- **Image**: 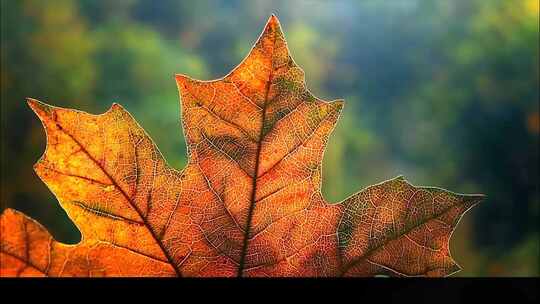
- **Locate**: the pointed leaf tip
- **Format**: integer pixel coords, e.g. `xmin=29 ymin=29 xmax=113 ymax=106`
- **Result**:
xmin=0 ymin=207 xmax=16 ymax=217
xmin=27 ymin=98 xmax=52 ymax=117
xmin=175 ymin=74 xmax=187 ymax=82
xmin=448 ymin=263 xmax=462 ymax=276
xmin=110 ymin=102 xmax=123 ymax=110
xmin=332 ymin=99 xmax=345 ymax=109
xmin=265 ymin=14 xmax=281 ymax=31
xmin=26 ymin=97 xmax=41 ymax=109
xmin=467 ymin=194 xmax=486 ymax=205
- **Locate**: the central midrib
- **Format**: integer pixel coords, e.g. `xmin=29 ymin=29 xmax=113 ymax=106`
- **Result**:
xmin=236 ymin=77 xmax=271 ymax=277
xmin=237 ymin=34 xmax=277 ymax=277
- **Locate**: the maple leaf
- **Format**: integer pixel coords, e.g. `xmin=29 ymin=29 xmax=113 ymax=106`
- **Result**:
xmin=0 ymin=15 xmax=483 ymax=277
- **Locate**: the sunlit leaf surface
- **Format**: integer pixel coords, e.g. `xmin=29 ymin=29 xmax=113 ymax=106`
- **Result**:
xmin=0 ymin=15 xmax=483 ymax=277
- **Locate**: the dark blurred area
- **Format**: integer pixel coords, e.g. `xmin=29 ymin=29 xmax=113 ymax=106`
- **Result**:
xmin=1 ymin=0 xmax=538 ymax=276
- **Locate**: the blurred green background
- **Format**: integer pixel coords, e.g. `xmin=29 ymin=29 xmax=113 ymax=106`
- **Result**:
xmin=1 ymin=0 xmax=538 ymax=276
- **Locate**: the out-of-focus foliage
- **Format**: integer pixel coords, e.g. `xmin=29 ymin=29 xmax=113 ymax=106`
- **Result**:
xmin=1 ymin=0 xmax=538 ymax=276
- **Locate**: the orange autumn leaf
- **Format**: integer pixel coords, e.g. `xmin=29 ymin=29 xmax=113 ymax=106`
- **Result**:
xmin=0 ymin=15 xmax=483 ymax=277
